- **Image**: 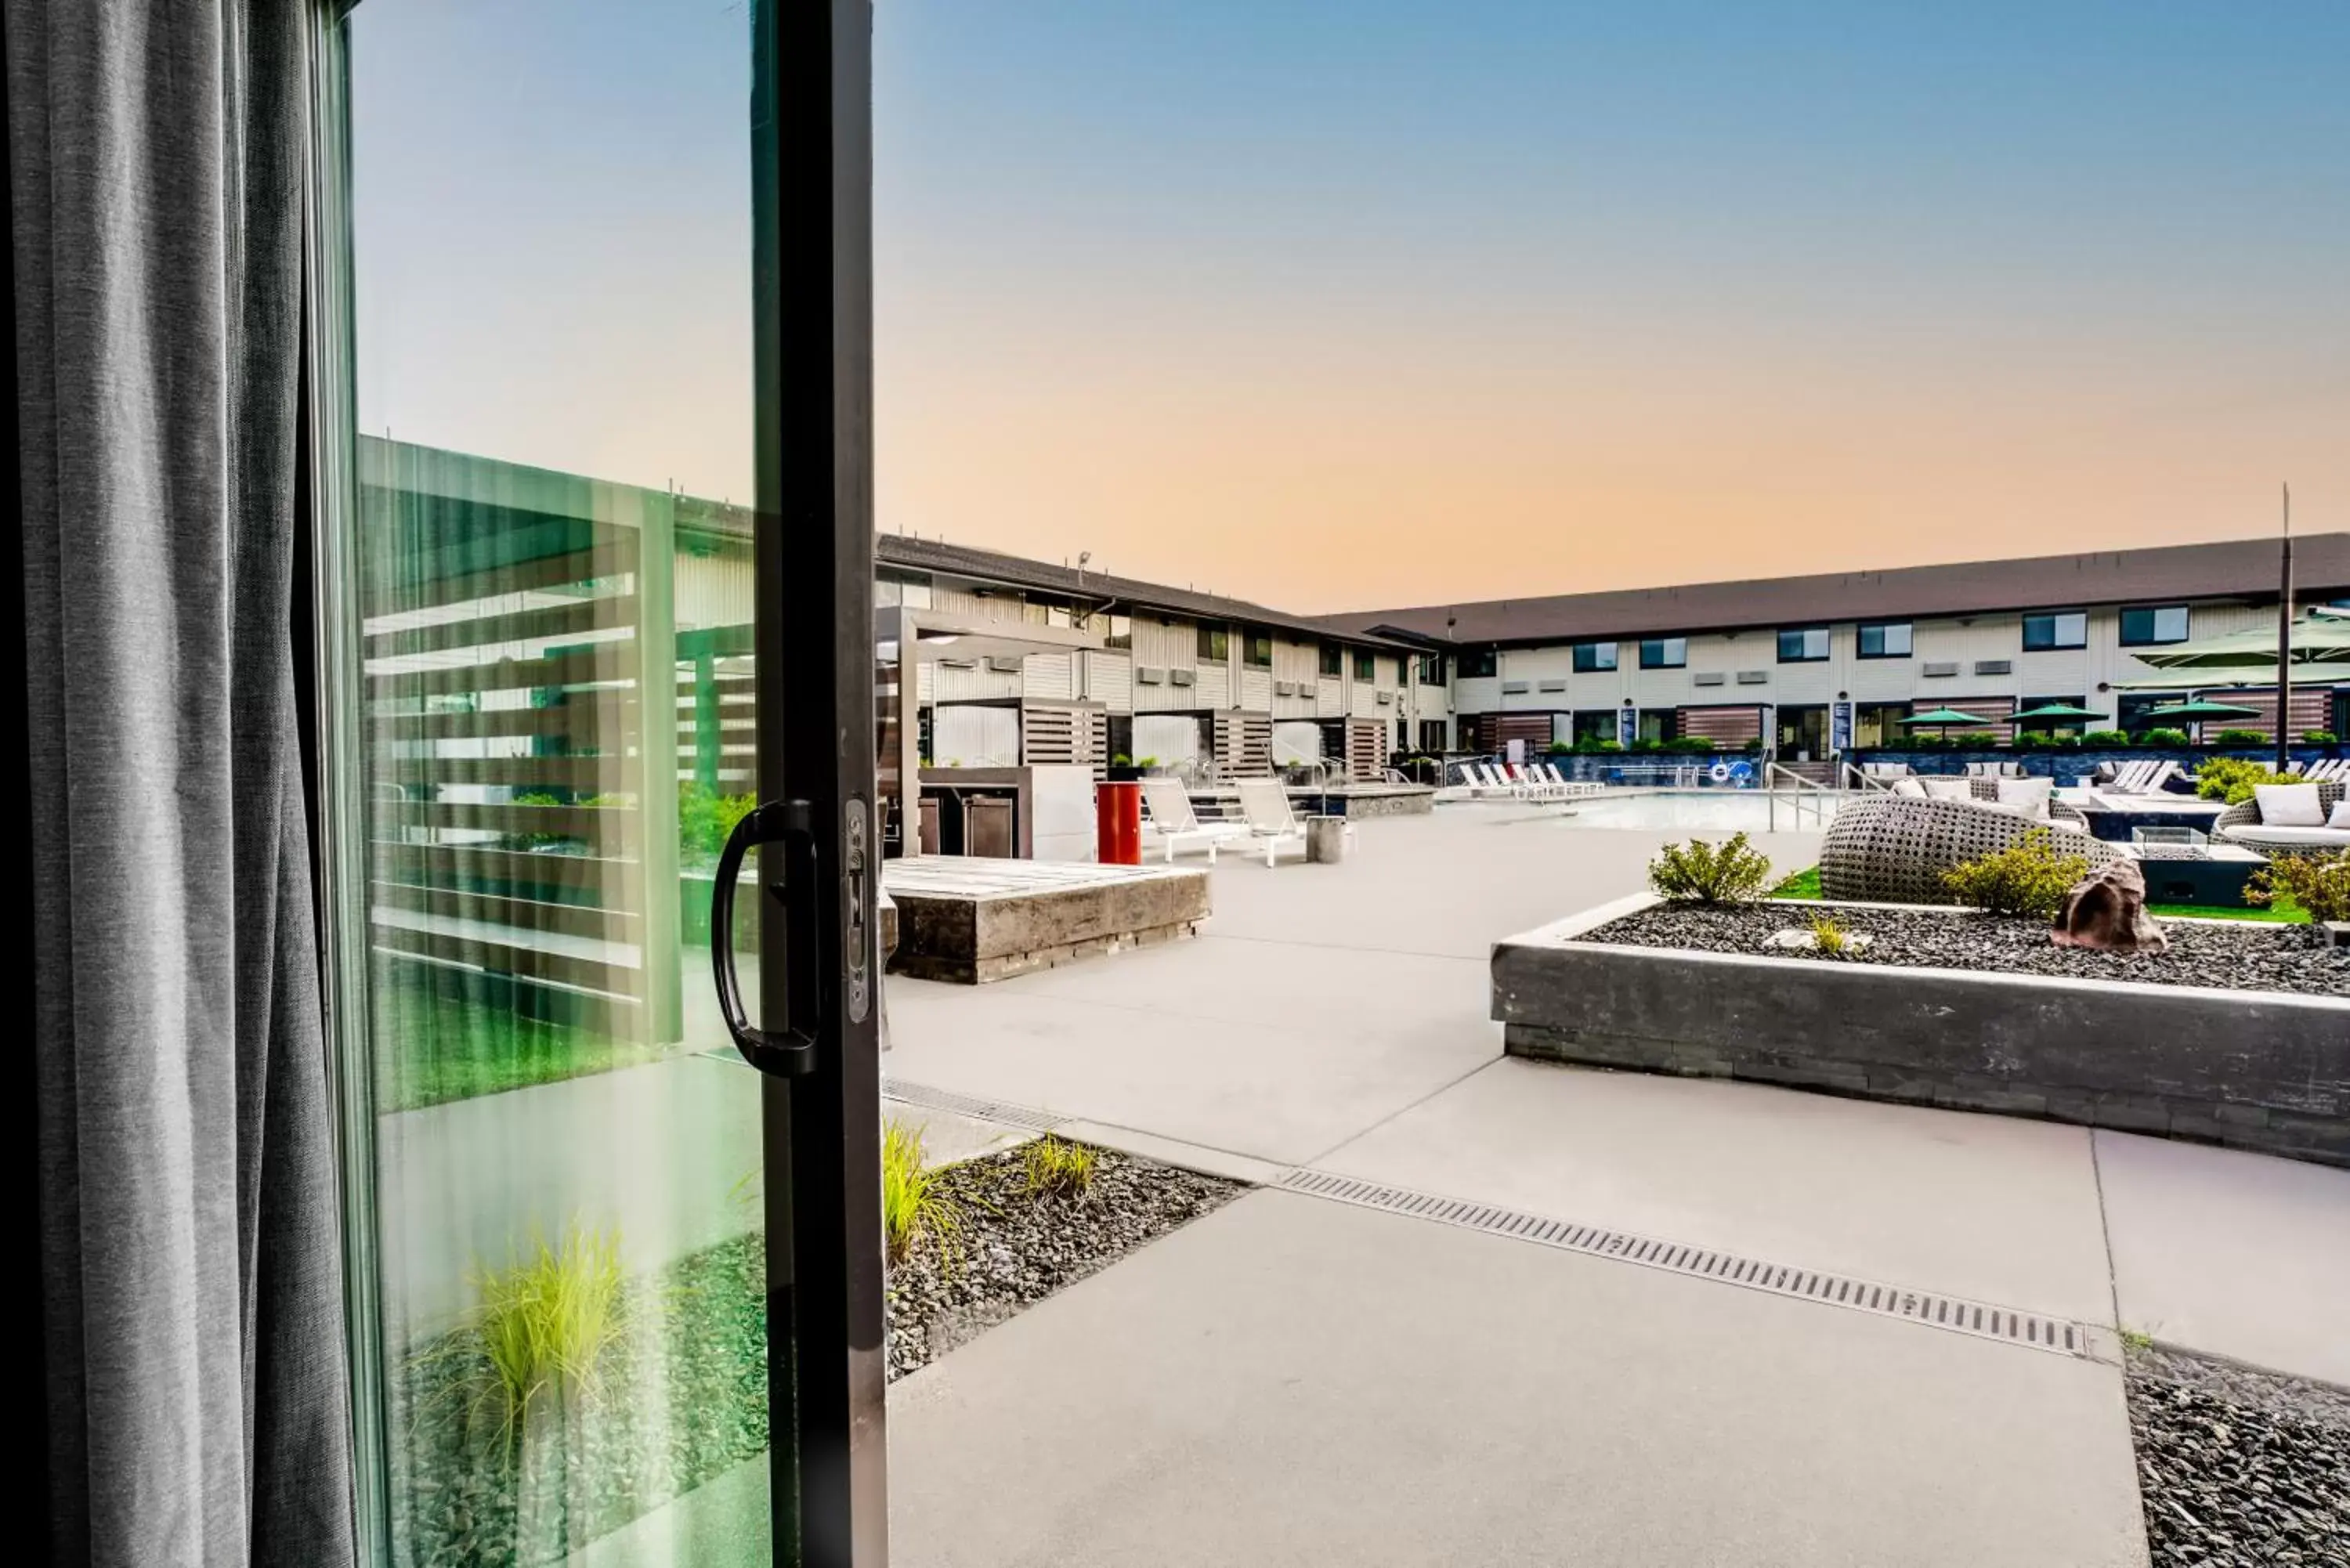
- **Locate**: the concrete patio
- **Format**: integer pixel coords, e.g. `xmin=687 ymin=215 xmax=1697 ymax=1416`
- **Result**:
xmin=880 ymin=804 xmax=2350 ymax=1565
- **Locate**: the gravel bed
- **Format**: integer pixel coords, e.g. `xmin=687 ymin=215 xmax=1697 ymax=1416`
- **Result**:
xmin=886 ymin=1145 xmax=1242 ymax=1382
xmin=2128 ymin=1345 xmax=2350 ymax=1566
xmin=1589 ymin=903 xmax=2350 ymax=997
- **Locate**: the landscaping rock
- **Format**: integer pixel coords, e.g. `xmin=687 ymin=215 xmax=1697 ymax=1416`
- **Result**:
xmin=886 ymin=1146 xmax=1242 ymax=1382
xmin=2127 ymin=1344 xmax=2350 ymax=1567
xmin=1593 ymin=903 xmax=2349 ymax=998
xmin=2053 ymin=860 xmax=2169 ymax=955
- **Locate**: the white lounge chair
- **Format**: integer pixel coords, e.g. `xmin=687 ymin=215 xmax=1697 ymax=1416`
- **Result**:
xmin=1140 ymin=777 xmax=1248 ymax=863
xmin=2301 ymin=757 xmax=2350 ymax=784
xmin=1236 ymin=779 xmax=1355 ymax=866
xmin=1509 ymin=762 xmax=1560 ymax=800
xmin=1475 ymin=763 xmax=1529 ymax=800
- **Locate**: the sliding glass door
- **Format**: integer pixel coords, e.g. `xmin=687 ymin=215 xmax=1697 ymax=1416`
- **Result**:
xmin=309 ymin=2 xmax=883 ymax=1563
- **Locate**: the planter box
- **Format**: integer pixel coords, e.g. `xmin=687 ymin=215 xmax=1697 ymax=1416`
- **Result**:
xmin=1491 ymin=895 xmax=2350 ymax=1167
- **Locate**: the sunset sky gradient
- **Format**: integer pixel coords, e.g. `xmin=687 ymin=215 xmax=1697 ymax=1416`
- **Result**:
xmin=352 ymin=2 xmax=2348 ymax=614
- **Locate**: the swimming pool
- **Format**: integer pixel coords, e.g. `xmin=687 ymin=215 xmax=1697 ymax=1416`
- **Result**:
xmin=1548 ymin=789 xmax=1841 ymax=831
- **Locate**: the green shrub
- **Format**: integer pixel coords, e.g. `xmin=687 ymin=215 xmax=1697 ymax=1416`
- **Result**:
xmin=1807 ymin=912 xmax=1852 ymax=956
xmin=1939 ymin=829 xmax=2089 ymax=918
xmin=1546 ymin=739 xmax=1573 ymax=755
xmin=2081 ymin=729 xmax=2131 ymax=747
xmin=1647 ymin=833 xmax=1774 ymax=905
xmin=2193 ymin=757 xmax=2292 ymax=804
xmin=1630 ymin=737 xmax=1662 ymax=753
xmin=2303 ymin=729 xmax=2340 ymax=746
xmin=2247 ymin=852 xmax=2350 ymax=925
xmin=2210 ymin=728 xmax=2268 ymax=746
xmin=2141 ymin=728 xmax=2190 ymax=748
xmin=1021 ymin=1133 xmax=1098 ymax=1198
xmin=1664 ymin=736 xmax=1716 ymax=753
xmin=881 ymin=1120 xmax=961 ymax=1265
xmin=2014 ymin=731 xmax=2051 ymax=750
xmin=1949 ymin=732 xmax=1999 ymax=748
xmin=464 ymin=1223 xmax=626 ymax=1451
xmin=678 ymin=782 xmax=758 ymax=862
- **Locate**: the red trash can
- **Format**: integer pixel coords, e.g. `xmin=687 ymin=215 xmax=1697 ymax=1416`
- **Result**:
xmin=1096 ymin=779 xmax=1143 ymax=865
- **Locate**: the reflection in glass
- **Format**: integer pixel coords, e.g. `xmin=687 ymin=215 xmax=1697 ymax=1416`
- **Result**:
xmin=339 ymin=3 xmax=768 ymax=1563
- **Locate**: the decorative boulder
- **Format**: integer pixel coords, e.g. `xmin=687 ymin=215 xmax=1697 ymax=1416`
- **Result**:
xmin=2051 ymin=860 xmax=2168 ymax=954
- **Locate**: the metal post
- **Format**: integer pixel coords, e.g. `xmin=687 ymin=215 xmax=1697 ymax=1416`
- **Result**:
xmin=754 ymin=0 xmax=887 ymax=1562
xmin=2277 ymin=483 xmax=2294 ymax=775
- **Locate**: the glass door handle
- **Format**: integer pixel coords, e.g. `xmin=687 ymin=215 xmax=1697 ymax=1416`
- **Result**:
xmin=711 ymin=800 xmax=822 ymax=1077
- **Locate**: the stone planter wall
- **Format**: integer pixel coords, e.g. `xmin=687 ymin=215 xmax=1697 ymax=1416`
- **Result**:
xmin=1491 ymin=897 xmax=2350 ymax=1167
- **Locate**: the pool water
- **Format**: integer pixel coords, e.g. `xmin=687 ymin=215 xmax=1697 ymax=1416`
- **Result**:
xmin=1550 ymin=790 xmax=1839 ymax=831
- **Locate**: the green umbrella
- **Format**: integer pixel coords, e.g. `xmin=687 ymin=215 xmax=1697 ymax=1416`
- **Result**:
xmin=2134 ymin=610 xmax=2350 ymax=669
xmin=2138 ymin=698 xmax=2261 ymax=745
xmin=2008 ymin=702 xmax=2107 ymax=728
xmin=1899 ymin=706 xmax=1994 ymax=739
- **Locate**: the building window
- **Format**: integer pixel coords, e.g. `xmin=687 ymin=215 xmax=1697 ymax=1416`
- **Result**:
xmin=1856 ymin=621 xmax=1912 ymax=659
xmin=2119 ymin=605 xmax=2190 ymax=647
xmin=1104 ymin=613 xmax=1131 ymax=650
xmin=2118 ymin=691 xmax=2186 ymax=733
xmin=1458 ymin=649 xmax=1498 ymax=678
xmin=2022 ymin=611 xmax=2087 ymax=651
xmin=1573 ymin=641 xmax=1618 ymax=673
xmin=1354 ymin=651 xmax=1376 ymax=681
xmin=1198 ymin=625 xmax=1228 ymax=661
xmin=1022 ymin=598 xmax=1052 ymax=627
xmin=1638 ymin=638 xmax=1687 ymax=669
xmin=878 ymin=569 xmax=932 ymax=609
xmin=1777 ymin=627 xmax=1830 ymax=663
xmin=1244 ymin=633 xmax=1273 ymax=668
xmin=1319 ymin=644 xmax=1343 ymax=677
xmin=1417 ymin=652 xmax=1444 ymax=684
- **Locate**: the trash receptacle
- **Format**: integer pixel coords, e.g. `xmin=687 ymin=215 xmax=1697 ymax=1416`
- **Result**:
xmin=1096 ymin=779 xmax=1142 ymax=865
xmin=1304 ymin=814 xmax=1347 ymax=863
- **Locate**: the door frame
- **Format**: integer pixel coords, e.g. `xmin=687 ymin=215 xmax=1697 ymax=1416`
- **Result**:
xmin=302 ymin=1 xmax=887 ymax=1561
xmin=754 ymin=0 xmax=888 ymax=1560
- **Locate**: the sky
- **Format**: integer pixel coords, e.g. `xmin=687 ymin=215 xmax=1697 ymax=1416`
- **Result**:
xmin=352 ymin=1 xmax=2349 ymax=614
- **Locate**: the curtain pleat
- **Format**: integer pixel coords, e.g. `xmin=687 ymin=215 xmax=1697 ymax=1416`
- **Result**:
xmin=9 ymin=1 xmax=357 ymax=1563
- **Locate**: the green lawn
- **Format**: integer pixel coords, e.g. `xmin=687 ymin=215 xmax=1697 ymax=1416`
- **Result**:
xmin=1763 ymin=865 xmax=2307 ymax=923
xmin=376 ymin=978 xmax=684 ymax=1113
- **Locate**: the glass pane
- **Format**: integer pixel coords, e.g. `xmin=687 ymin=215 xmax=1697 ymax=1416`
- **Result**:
xmin=338 ymin=3 xmax=769 ymax=1563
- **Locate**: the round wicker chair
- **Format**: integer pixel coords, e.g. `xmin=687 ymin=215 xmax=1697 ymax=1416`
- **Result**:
xmin=1818 ymin=793 xmax=2123 ymax=905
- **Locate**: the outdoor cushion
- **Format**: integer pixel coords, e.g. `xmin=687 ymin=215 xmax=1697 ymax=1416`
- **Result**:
xmin=2222 ymin=824 xmax=2350 ymax=849
xmin=2254 ymin=782 xmax=2326 ymax=827
xmin=2332 ymin=798 xmax=2350 ymax=829
xmin=1890 ymin=776 xmax=1927 ymax=797
xmin=1994 ymin=777 xmax=2054 ymax=822
xmin=1921 ymin=778 xmax=1974 ymax=801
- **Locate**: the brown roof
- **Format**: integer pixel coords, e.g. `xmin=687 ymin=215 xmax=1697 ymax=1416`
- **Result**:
xmin=877 ymin=533 xmax=1416 ymax=648
xmin=1320 ymin=534 xmax=2350 ymax=648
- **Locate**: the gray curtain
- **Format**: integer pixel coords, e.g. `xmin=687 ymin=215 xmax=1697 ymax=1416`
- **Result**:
xmin=10 ymin=2 xmax=356 ymax=1565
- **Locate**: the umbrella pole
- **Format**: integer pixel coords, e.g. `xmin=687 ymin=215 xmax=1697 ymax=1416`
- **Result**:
xmin=2277 ymin=482 xmax=2293 ymax=774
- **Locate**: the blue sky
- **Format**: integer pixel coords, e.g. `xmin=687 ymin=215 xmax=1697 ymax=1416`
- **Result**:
xmin=353 ymin=1 xmax=2349 ymax=606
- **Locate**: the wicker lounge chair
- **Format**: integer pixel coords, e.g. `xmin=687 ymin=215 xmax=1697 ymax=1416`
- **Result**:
xmin=1817 ymin=791 xmax=2122 ymax=905
xmin=2213 ymin=780 xmax=2348 ymax=857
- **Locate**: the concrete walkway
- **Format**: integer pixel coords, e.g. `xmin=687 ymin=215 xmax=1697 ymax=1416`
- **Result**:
xmin=881 ymin=805 xmax=2350 ymax=1564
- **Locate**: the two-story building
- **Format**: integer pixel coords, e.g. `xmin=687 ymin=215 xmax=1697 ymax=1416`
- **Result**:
xmin=1324 ymin=536 xmax=2350 ymax=760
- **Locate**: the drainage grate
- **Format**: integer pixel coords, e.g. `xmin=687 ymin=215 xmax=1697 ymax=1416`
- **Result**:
xmin=1275 ymin=1169 xmax=2096 ymax=1360
xmin=881 ymin=1078 xmax=1067 ymax=1134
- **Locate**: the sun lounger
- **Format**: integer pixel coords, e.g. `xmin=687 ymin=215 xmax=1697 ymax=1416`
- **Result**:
xmin=1141 ymin=776 xmax=1249 ymax=863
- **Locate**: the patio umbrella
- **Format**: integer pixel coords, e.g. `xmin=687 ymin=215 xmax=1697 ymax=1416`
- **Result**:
xmin=2138 ymin=699 xmax=2261 ymax=744
xmin=2134 ymin=610 xmax=2350 ymax=670
xmin=1898 ymin=706 xmax=1993 ymax=739
xmin=2008 ymin=702 xmax=2107 ymax=731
